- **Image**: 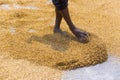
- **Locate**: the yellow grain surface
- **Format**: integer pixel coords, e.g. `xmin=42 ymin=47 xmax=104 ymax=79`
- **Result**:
xmin=0 ymin=0 xmax=120 ymax=79
xmin=0 ymin=52 xmax=62 ymax=80
xmin=0 ymin=28 xmax=107 ymax=70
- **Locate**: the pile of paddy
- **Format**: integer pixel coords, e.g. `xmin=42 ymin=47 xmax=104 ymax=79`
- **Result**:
xmin=0 ymin=1 xmax=108 ymax=70
xmin=0 ymin=26 xmax=107 ymax=70
xmin=0 ymin=0 xmax=120 ymax=80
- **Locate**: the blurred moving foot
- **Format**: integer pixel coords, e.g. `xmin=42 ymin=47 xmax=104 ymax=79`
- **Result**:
xmin=72 ymin=28 xmax=89 ymax=43
xmin=53 ymin=28 xmax=68 ymax=37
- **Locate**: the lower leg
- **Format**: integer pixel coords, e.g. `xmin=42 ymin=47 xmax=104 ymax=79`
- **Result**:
xmin=60 ymin=7 xmax=89 ymax=43
xmin=54 ymin=9 xmax=63 ymax=33
xmin=60 ymin=7 xmax=75 ymax=30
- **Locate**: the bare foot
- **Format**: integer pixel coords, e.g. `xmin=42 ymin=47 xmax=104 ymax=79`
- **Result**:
xmin=72 ymin=28 xmax=89 ymax=43
xmin=53 ymin=28 xmax=68 ymax=37
xmin=54 ymin=28 xmax=63 ymax=34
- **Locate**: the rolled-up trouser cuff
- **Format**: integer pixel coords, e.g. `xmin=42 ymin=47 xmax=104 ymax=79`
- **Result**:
xmin=52 ymin=0 xmax=68 ymax=10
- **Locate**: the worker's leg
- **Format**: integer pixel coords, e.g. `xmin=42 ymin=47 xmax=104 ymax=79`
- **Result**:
xmin=54 ymin=8 xmax=63 ymax=33
xmin=60 ymin=7 xmax=88 ymax=43
xmin=52 ymin=0 xmax=88 ymax=42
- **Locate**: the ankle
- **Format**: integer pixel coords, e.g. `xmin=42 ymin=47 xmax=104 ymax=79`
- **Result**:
xmin=69 ymin=24 xmax=76 ymax=31
xmin=54 ymin=25 xmax=60 ymax=29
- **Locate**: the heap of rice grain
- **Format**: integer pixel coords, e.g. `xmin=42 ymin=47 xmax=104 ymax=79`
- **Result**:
xmin=0 ymin=27 xmax=108 ymax=70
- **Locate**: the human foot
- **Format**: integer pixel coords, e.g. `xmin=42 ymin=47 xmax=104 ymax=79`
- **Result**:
xmin=53 ymin=28 xmax=70 ymax=37
xmin=72 ymin=28 xmax=89 ymax=43
xmin=53 ymin=28 xmax=67 ymax=36
xmin=54 ymin=28 xmax=63 ymax=33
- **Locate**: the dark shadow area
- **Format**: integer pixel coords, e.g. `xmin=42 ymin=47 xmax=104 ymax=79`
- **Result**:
xmin=26 ymin=32 xmax=75 ymax=52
